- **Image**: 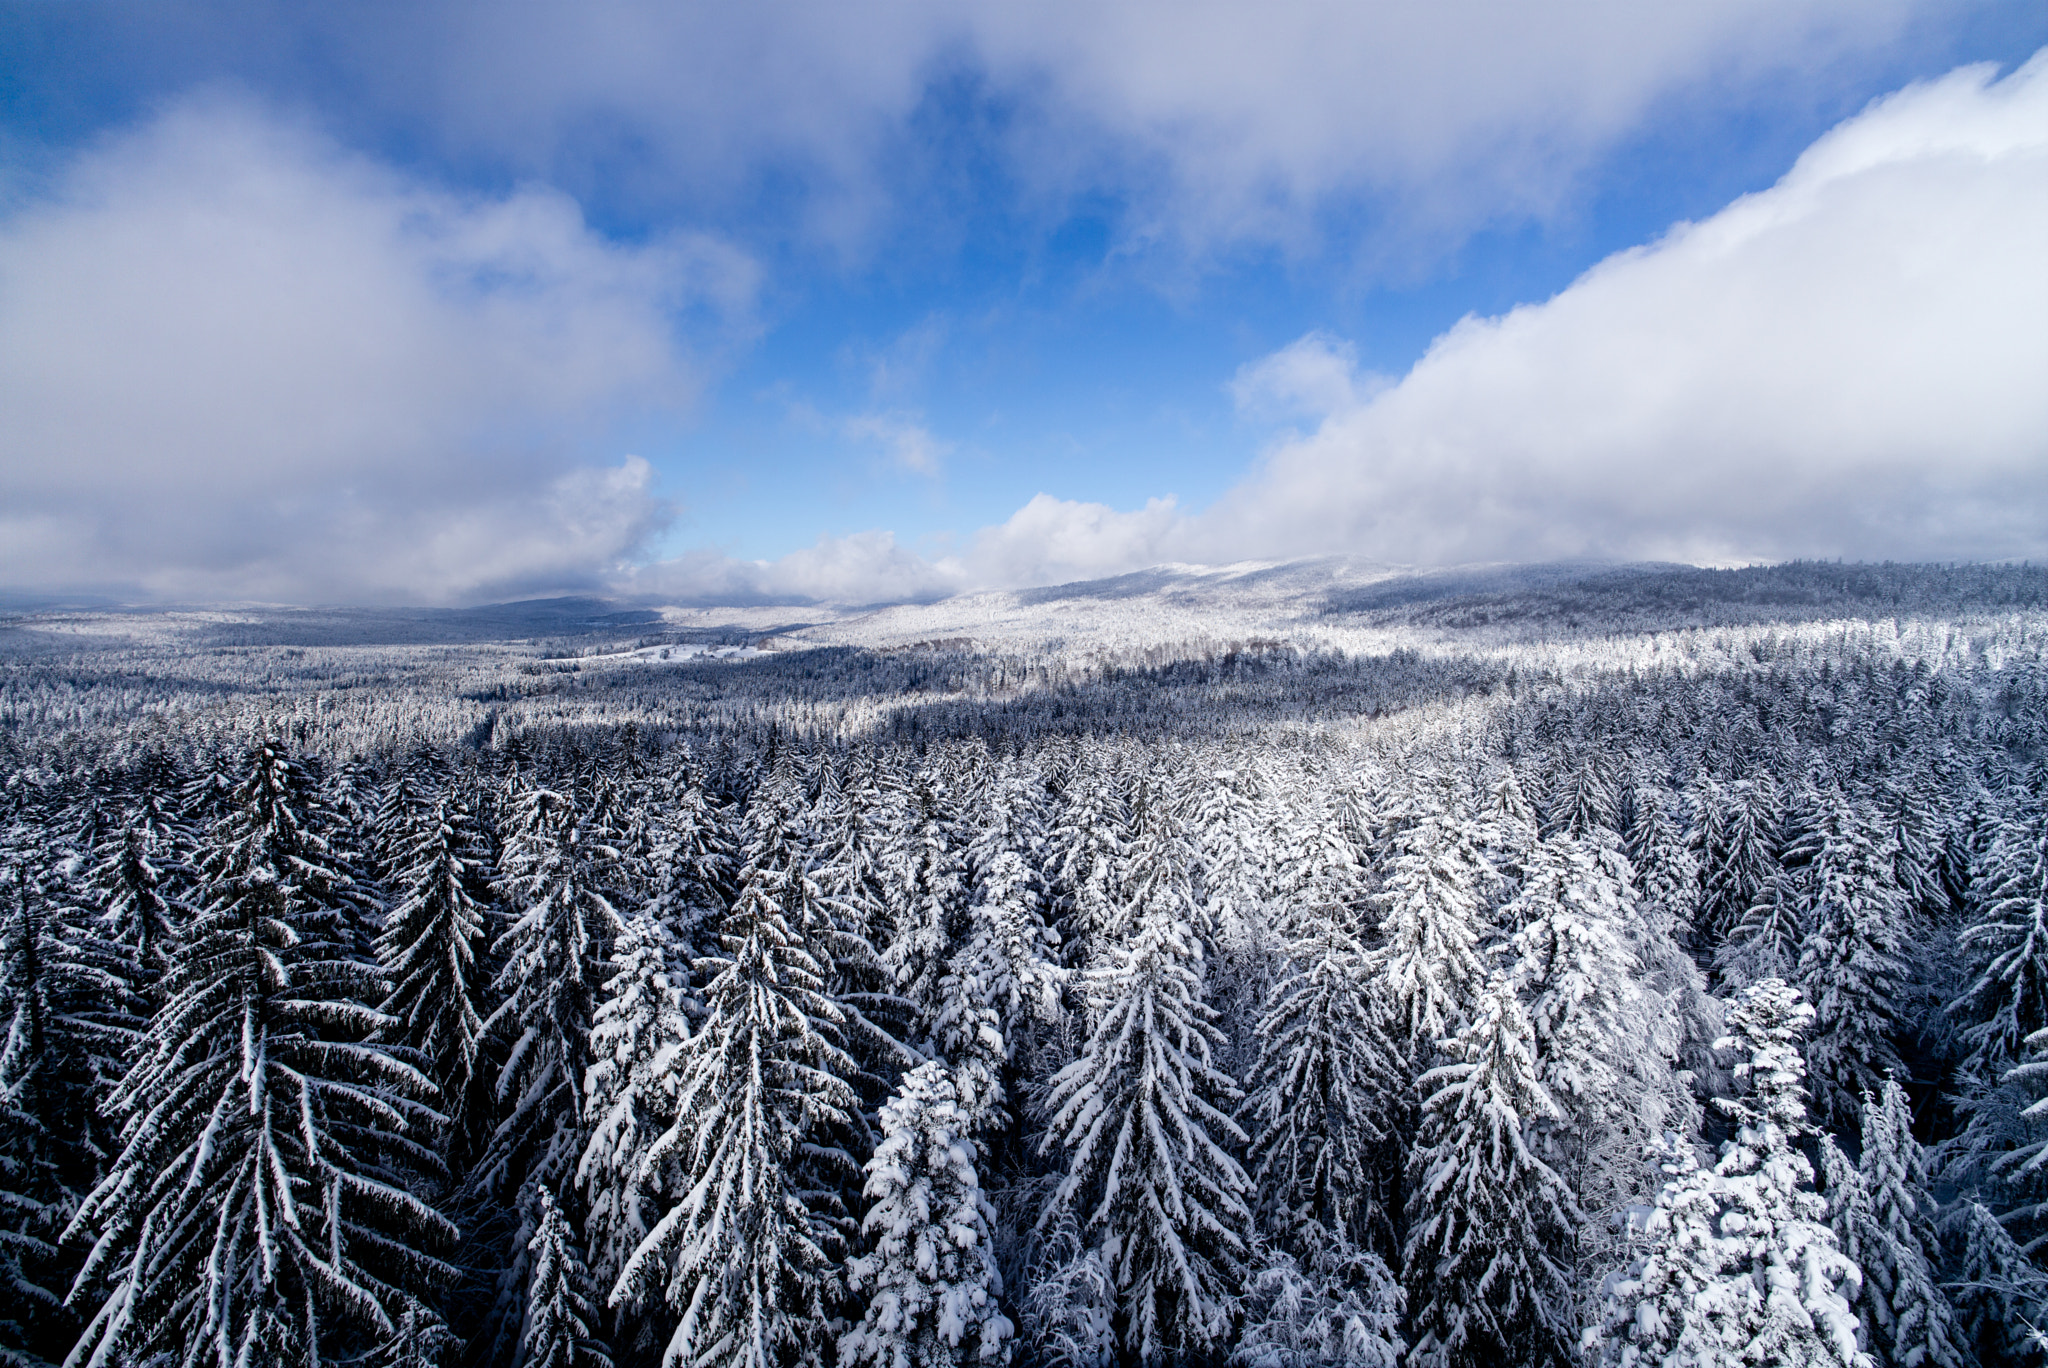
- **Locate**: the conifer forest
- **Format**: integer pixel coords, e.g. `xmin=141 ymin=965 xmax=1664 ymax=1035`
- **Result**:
xmin=6 ymin=560 xmax=2048 ymax=1368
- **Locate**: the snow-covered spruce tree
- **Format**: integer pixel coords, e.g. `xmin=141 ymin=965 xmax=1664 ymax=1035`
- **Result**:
xmin=1696 ymin=775 xmax=1783 ymax=947
xmin=1947 ymin=791 xmax=2048 ymax=1161
xmin=1039 ymin=905 xmax=1251 ymax=1362
xmin=839 ymin=1061 xmax=1013 ymax=1368
xmin=1503 ymin=833 xmax=1687 ymax=1262
xmin=1715 ymin=872 xmax=1806 ymax=994
xmin=1045 ymin=762 xmax=1130 ymax=970
xmin=376 ymin=795 xmax=493 ymax=1160
xmin=882 ymin=775 xmax=972 ymax=1040
xmin=1019 ymin=1205 xmax=1114 ymax=1368
xmin=1791 ymin=792 xmax=1912 ymax=1131
xmin=522 ymin=1186 xmax=612 ymax=1368
xmin=959 ymin=761 xmax=1064 ymax=1042
xmin=1368 ymin=810 xmax=1494 ymax=1068
xmin=1 ymin=864 xmax=131 ymax=1366
xmin=577 ymin=913 xmax=691 ymax=1298
xmin=1401 ymin=973 xmax=1577 ymax=1368
xmin=1242 ymin=907 xmax=1403 ymax=1260
xmin=475 ymin=782 xmax=625 ymax=1200
xmin=65 ymin=739 xmax=456 ymax=1368
xmin=1595 ymin=978 xmax=1867 ymax=1368
xmin=1233 ymin=1231 xmax=1404 ymax=1368
xmin=609 ymin=877 xmax=860 ymax=1368
xmin=1822 ymin=1082 xmax=1966 ymax=1368
xmin=1936 ymin=1199 xmax=2048 ymax=1366
xmin=80 ymin=791 xmax=193 ymax=1002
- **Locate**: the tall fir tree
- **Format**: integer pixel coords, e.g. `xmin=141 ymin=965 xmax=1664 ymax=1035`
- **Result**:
xmin=1594 ymin=979 xmax=1868 ymax=1368
xmin=1040 ymin=905 xmax=1251 ymax=1363
xmin=838 ymin=1061 xmax=1013 ymax=1368
xmin=610 ymin=873 xmax=860 ymax=1368
xmin=1401 ymin=974 xmax=1577 ymax=1368
xmin=66 ymin=740 xmax=456 ymax=1368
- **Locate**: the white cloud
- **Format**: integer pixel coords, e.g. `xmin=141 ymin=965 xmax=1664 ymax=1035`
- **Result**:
xmin=958 ymin=494 xmax=1190 ymax=589
xmin=0 ymin=97 xmax=756 ymax=603
xmin=128 ymin=0 xmax=1933 ymax=259
xmin=843 ymin=411 xmax=952 ymax=476
xmin=1228 ymin=332 xmax=1367 ymax=424
xmin=629 ymin=531 xmax=959 ymax=606
xmin=1195 ymin=51 xmax=2048 ymax=566
xmin=736 ymin=49 xmax=2048 ymax=598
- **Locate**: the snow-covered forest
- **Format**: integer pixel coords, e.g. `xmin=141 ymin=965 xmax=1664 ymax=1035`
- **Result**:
xmin=5 ymin=560 xmax=2048 ymax=1367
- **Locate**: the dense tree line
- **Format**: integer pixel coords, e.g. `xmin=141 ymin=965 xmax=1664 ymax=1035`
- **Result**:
xmin=4 ymin=613 xmax=2048 ymax=1366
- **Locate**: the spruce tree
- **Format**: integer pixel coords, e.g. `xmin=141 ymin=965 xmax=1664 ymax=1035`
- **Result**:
xmin=610 ymin=874 xmax=860 ymax=1368
xmin=376 ymin=795 xmax=493 ymax=1158
xmin=1594 ymin=979 xmax=1868 ymax=1368
xmin=577 ymin=914 xmax=691 ymax=1296
xmin=1242 ymin=907 xmax=1403 ymax=1259
xmin=66 ymin=740 xmax=455 ymax=1368
xmin=1401 ymin=974 xmax=1577 ymax=1368
xmin=1368 ymin=812 xmax=1493 ymax=1067
xmin=1040 ymin=905 xmax=1251 ymax=1362
xmin=1792 ymin=793 xmax=1911 ymax=1131
xmin=520 ymin=1187 xmax=612 ymax=1368
xmin=1822 ymin=1082 xmax=1966 ymax=1368
xmin=838 ymin=1061 xmax=1013 ymax=1368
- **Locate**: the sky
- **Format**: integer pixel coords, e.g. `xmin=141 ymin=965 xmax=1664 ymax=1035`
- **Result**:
xmin=2 ymin=1 xmax=2045 ymax=607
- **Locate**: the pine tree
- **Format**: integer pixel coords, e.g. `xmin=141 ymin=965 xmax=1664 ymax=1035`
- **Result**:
xmin=1368 ymin=812 xmax=1493 ymax=1067
xmin=65 ymin=740 xmax=456 ymax=1368
xmin=1594 ymin=979 xmax=1868 ymax=1368
xmin=476 ymin=783 xmax=625 ymax=1199
xmin=1823 ymin=1082 xmax=1966 ymax=1368
xmin=521 ymin=1186 xmax=612 ymax=1368
xmin=1792 ymin=793 xmax=1911 ymax=1131
xmin=1936 ymin=1199 xmax=2048 ymax=1366
xmin=577 ymin=914 xmax=691 ymax=1295
xmin=1242 ymin=908 xmax=1403 ymax=1259
xmin=839 ymin=1061 xmax=1013 ymax=1368
xmin=610 ymin=878 xmax=860 ymax=1368
xmin=376 ymin=795 xmax=493 ymax=1156
xmin=1402 ymin=973 xmax=1577 ymax=1368
xmin=1040 ymin=906 xmax=1251 ymax=1362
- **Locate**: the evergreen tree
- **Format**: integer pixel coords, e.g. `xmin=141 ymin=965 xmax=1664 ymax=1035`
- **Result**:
xmin=1698 ymin=776 xmax=1783 ymax=947
xmin=610 ymin=876 xmax=860 ymax=1368
xmin=1368 ymin=812 xmax=1493 ymax=1067
xmin=476 ymin=783 xmax=625 ymax=1199
xmin=1822 ymin=1082 xmax=1966 ymax=1368
xmin=80 ymin=793 xmax=193 ymax=1001
xmin=1040 ymin=906 xmax=1251 ymax=1362
xmin=376 ymin=796 xmax=493 ymax=1157
xmin=521 ymin=1187 xmax=612 ymax=1368
xmin=1402 ymin=974 xmax=1577 ymax=1368
xmin=577 ymin=914 xmax=692 ymax=1300
xmin=1936 ymin=1199 xmax=2048 ymax=1366
xmin=1233 ymin=1232 xmax=1404 ymax=1368
xmin=1792 ymin=794 xmax=1911 ymax=1131
xmin=1593 ymin=979 xmax=1868 ymax=1368
xmin=838 ymin=1061 xmax=1013 ymax=1368
xmin=1242 ymin=908 xmax=1403 ymax=1260
xmin=66 ymin=740 xmax=455 ymax=1368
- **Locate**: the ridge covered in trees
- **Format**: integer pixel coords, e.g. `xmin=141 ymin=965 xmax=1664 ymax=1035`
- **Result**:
xmin=3 ymin=559 xmax=2048 ymax=1366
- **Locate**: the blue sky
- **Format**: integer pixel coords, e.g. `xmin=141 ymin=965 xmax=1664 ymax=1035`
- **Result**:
xmin=3 ymin=2 xmax=2046 ymax=604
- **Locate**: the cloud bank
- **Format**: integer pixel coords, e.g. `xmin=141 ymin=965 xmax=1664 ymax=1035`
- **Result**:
xmin=0 ymin=97 xmax=753 ymax=603
xmin=629 ymin=50 xmax=2048 ymax=601
xmin=76 ymin=0 xmax=1931 ymax=258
